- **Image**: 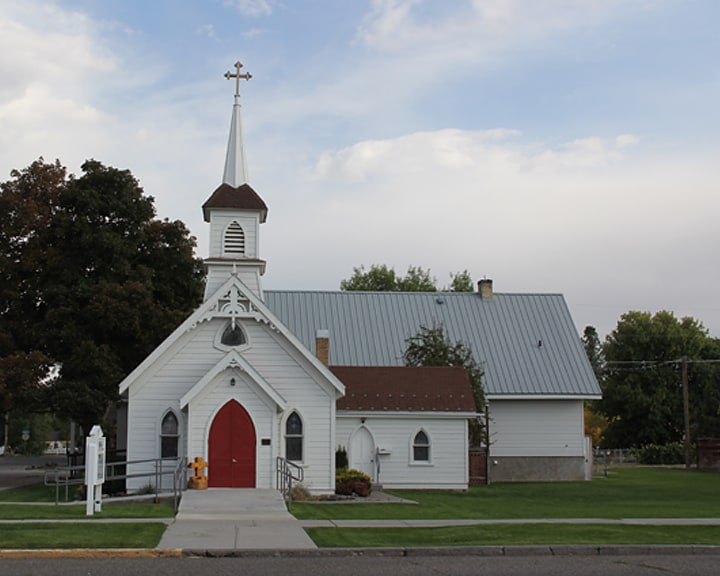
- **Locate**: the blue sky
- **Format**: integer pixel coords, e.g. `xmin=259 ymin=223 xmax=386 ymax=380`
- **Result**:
xmin=2 ymin=0 xmax=719 ymax=339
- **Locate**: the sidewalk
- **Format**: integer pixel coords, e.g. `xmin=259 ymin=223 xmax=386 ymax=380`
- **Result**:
xmin=300 ymin=518 xmax=720 ymax=528
xmin=157 ymin=488 xmax=317 ymax=551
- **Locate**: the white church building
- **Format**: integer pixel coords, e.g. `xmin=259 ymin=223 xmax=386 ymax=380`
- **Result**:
xmin=118 ymin=63 xmax=600 ymax=493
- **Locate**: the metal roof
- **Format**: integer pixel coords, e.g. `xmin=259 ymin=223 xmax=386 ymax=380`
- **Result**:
xmin=264 ymin=290 xmax=601 ymax=398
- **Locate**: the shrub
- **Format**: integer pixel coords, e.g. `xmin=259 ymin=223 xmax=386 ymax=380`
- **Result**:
xmin=335 ymin=468 xmax=371 ymax=497
xmin=634 ymin=442 xmax=689 ymax=465
xmin=290 ymin=482 xmax=311 ymax=501
xmin=335 ymin=446 xmax=348 ymax=469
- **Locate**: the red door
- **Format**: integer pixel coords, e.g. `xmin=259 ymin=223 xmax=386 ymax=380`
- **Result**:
xmin=208 ymin=400 xmax=256 ymax=487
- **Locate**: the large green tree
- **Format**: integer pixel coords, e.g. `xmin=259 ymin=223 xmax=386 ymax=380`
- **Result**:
xmin=600 ymin=310 xmax=719 ymax=448
xmin=340 ymin=264 xmax=474 ymax=292
xmin=403 ymin=323 xmax=485 ymax=445
xmin=0 ymin=158 xmax=205 ymax=434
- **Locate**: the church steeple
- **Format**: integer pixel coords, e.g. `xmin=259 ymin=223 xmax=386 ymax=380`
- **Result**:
xmin=202 ymin=61 xmax=268 ymax=301
xmin=222 ymin=61 xmax=252 ymax=187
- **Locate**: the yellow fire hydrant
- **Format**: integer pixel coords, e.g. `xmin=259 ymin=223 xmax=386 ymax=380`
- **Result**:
xmin=188 ymin=456 xmax=208 ymax=489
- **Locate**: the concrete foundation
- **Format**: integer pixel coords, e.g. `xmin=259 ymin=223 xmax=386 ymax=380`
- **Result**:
xmin=487 ymin=456 xmax=585 ymax=483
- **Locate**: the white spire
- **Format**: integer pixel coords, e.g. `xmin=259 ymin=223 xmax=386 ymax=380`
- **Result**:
xmin=223 ymin=61 xmax=252 ymax=187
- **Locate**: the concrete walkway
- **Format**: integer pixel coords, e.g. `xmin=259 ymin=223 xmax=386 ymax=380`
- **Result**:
xmin=157 ymin=488 xmax=316 ymax=551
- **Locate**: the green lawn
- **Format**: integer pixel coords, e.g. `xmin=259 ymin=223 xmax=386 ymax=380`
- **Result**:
xmin=0 ymin=483 xmax=62 ymax=503
xmin=0 ymin=483 xmax=175 ymax=520
xmin=307 ymin=524 xmax=720 ymax=548
xmin=293 ymin=468 xmax=720 ymax=520
xmin=0 ymin=502 xmax=174 ymax=520
xmin=0 ymin=523 xmax=167 ymax=549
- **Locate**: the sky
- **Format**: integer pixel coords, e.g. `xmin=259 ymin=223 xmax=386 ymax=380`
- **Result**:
xmin=1 ymin=0 xmax=719 ymax=340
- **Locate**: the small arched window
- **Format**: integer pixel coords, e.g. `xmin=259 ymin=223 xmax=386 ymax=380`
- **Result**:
xmin=285 ymin=411 xmax=303 ymax=462
xmin=221 ymin=323 xmax=246 ymax=347
xmin=224 ymin=221 xmax=245 ymax=255
xmin=161 ymin=412 xmax=179 ymax=459
xmin=412 ymin=430 xmax=430 ymax=462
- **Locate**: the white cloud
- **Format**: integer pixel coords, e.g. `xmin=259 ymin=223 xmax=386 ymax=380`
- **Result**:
xmin=196 ymin=24 xmax=216 ymax=38
xmin=224 ymin=0 xmax=273 ymax=17
xmin=0 ymin=4 xmax=116 ymax=104
xmin=356 ymin=0 xmax=654 ymax=59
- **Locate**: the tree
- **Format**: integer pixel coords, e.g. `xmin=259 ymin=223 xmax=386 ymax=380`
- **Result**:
xmin=0 ymin=158 xmax=205 ymax=433
xmin=599 ymin=310 xmax=713 ymax=448
xmin=582 ymin=325 xmax=604 ymax=381
xmin=341 ymin=264 xmax=436 ymax=291
xmin=403 ymin=323 xmax=485 ymax=445
xmin=581 ymin=325 xmax=607 ymax=445
xmin=340 ymin=264 xmax=475 ymax=292
xmin=447 ymin=270 xmax=473 ymax=292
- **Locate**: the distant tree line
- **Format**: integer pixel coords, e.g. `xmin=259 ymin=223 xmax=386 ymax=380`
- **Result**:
xmin=583 ymin=312 xmax=720 ymax=449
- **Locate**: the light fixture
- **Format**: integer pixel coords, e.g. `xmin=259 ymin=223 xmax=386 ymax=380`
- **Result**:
xmin=230 ymin=377 xmax=236 ymax=387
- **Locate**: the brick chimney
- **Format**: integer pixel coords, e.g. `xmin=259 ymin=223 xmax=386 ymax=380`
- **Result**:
xmin=316 ymin=329 xmax=329 ymax=365
xmin=478 ymin=278 xmax=493 ymax=299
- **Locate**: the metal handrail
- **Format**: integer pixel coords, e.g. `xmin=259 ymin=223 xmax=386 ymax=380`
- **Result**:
xmin=276 ymin=456 xmax=304 ymax=510
xmin=44 ymin=456 xmax=182 ymax=505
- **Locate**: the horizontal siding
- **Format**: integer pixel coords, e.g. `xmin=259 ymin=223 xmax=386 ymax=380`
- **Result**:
xmin=488 ymin=400 xmax=584 ymax=457
xmin=208 ymin=213 xmax=259 ymax=258
xmin=336 ymin=416 xmax=468 ymax=489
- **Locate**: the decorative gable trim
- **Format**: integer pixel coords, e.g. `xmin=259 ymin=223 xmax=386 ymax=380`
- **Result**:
xmin=119 ymin=274 xmax=345 ymax=398
xmin=191 ymin=278 xmax=277 ymax=331
xmin=180 ymin=349 xmax=286 ymax=409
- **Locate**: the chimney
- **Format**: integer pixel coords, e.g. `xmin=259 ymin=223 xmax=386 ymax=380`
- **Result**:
xmin=316 ymin=329 xmax=329 ymax=366
xmin=478 ymin=278 xmax=493 ymax=299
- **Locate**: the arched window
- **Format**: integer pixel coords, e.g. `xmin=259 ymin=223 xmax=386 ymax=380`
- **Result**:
xmin=285 ymin=411 xmax=303 ymax=462
xmin=221 ymin=323 xmax=246 ymax=347
xmin=412 ymin=430 xmax=430 ymax=462
xmin=161 ymin=412 xmax=179 ymax=459
xmin=224 ymin=221 xmax=245 ymax=255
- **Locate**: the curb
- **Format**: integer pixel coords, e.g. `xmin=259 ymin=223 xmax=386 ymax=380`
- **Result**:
xmin=4 ymin=545 xmax=720 ymax=560
xmin=0 ymin=549 xmax=182 ymax=559
xmin=180 ymin=545 xmax=720 ymax=558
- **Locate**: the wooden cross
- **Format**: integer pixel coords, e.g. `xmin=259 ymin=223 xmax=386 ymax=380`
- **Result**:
xmin=225 ymin=61 xmax=252 ymax=97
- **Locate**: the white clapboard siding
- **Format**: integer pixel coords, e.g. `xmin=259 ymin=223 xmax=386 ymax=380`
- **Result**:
xmin=336 ymin=415 xmax=469 ymax=490
xmin=488 ymin=399 xmax=584 ymax=457
xmin=126 ymin=315 xmax=336 ymax=492
xmin=208 ymin=213 xmax=259 ymax=258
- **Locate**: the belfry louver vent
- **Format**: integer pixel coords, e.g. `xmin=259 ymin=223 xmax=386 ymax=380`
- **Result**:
xmin=224 ymin=221 xmax=245 ymax=255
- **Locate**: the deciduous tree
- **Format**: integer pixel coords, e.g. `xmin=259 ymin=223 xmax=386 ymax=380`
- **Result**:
xmin=0 ymin=158 xmax=205 ymax=433
xmin=340 ymin=264 xmax=475 ymax=292
xmin=600 ymin=310 xmax=715 ymax=448
xmin=404 ymin=323 xmax=485 ymax=445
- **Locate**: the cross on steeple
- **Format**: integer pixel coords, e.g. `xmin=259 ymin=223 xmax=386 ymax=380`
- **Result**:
xmin=225 ymin=61 xmax=252 ymax=97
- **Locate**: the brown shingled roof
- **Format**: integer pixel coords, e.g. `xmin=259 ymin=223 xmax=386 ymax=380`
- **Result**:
xmin=202 ymin=183 xmax=268 ymax=222
xmin=331 ymin=366 xmax=477 ymax=413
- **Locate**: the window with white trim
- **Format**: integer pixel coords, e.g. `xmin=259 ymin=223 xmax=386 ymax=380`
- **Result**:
xmin=285 ymin=411 xmax=303 ymax=462
xmin=224 ymin=221 xmax=245 ymax=255
xmin=412 ymin=430 xmax=430 ymax=462
xmin=161 ymin=412 xmax=179 ymax=458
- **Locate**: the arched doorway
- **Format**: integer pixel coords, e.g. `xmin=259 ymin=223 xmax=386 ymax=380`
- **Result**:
xmin=350 ymin=426 xmax=375 ymax=480
xmin=208 ymin=400 xmax=256 ymax=487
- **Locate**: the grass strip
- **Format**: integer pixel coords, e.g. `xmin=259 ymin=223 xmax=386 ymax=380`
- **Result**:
xmin=0 ymin=483 xmax=60 ymax=503
xmin=0 ymin=503 xmax=174 ymax=520
xmin=0 ymin=522 xmax=167 ymax=549
xmin=293 ymin=468 xmax=720 ymax=520
xmin=306 ymin=524 xmax=720 ymax=548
